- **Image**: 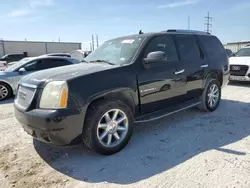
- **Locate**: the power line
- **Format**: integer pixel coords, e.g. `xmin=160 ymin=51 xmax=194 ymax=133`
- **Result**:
xmin=205 ymin=12 xmax=212 ymax=33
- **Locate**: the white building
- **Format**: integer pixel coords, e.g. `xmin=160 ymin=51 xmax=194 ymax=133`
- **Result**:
xmin=224 ymin=41 xmax=250 ymax=53
xmin=0 ymin=40 xmax=81 ymax=57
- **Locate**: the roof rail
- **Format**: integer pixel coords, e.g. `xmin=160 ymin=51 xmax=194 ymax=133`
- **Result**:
xmin=164 ymin=29 xmax=210 ymax=35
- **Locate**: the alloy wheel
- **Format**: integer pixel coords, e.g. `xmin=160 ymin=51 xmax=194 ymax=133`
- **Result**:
xmin=207 ymin=84 xmax=219 ymax=108
xmin=97 ymin=109 xmax=129 ymax=148
xmin=0 ymin=85 xmax=8 ymax=100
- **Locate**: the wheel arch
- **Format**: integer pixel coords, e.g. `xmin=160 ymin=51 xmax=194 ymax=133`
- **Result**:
xmin=203 ymin=70 xmax=223 ymax=88
xmin=85 ymin=88 xmax=138 ymax=118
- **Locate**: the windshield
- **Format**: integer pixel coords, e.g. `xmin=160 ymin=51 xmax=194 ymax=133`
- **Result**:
xmin=0 ymin=55 xmax=7 ymax=59
xmin=85 ymin=36 xmax=145 ymax=65
xmin=5 ymin=58 xmax=34 ymax=72
xmin=235 ymin=48 xmax=250 ymax=57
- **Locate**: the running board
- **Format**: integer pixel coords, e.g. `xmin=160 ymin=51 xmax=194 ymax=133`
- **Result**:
xmin=135 ymin=99 xmax=201 ymax=123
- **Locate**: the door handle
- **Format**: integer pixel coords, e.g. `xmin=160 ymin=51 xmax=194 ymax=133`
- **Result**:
xmin=201 ymin=64 xmax=208 ymax=68
xmin=174 ymin=69 xmax=185 ymax=75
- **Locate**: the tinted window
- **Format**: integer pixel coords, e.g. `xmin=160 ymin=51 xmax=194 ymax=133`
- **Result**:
xmin=235 ymin=48 xmax=250 ymax=57
xmin=144 ymin=35 xmax=178 ymax=62
xmin=24 ymin=61 xmax=38 ymax=71
xmin=37 ymin=59 xmax=72 ymax=70
xmin=198 ymin=35 xmax=226 ymax=59
xmin=175 ymin=34 xmax=202 ymax=61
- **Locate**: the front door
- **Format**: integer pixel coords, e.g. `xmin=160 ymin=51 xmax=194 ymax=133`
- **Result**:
xmin=137 ymin=35 xmax=187 ymax=114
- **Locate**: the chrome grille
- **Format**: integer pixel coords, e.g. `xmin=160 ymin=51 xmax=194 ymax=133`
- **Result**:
xmin=16 ymin=85 xmax=36 ymax=110
xmin=230 ymin=65 xmax=249 ymax=76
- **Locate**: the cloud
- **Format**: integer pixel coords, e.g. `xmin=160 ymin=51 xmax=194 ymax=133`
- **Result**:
xmin=3 ymin=0 xmax=55 ymax=18
xmin=7 ymin=10 xmax=31 ymax=17
xmin=157 ymin=0 xmax=198 ymax=8
xmin=29 ymin=0 xmax=55 ymax=8
xmin=231 ymin=2 xmax=250 ymax=11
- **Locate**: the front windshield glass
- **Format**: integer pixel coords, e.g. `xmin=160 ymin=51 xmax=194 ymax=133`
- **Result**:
xmin=235 ymin=48 xmax=250 ymax=57
xmin=5 ymin=58 xmax=33 ymax=72
xmin=85 ymin=36 xmax=145 ymax=65
xmin=1 ymin=55 xmax=7 ymax=59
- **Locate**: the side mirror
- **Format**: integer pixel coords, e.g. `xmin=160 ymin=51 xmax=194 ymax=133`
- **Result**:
xmin=18 ymin=67 xmax=26 ymax=73
xmin=144 ymin=51 xmax=167 ymax=63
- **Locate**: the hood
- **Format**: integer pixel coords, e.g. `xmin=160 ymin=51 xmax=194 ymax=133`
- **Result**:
xmin=20 ymin=63 xmax=116 ymax=87
xmin=0 ymin=71 xmax=16 ymax=77
xmin=229 ymin=57 xmax=250 ymax=66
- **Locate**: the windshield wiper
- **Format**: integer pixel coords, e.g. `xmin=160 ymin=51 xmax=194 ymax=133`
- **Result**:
xmin=89 ymin=60 xmax=116 ymax=65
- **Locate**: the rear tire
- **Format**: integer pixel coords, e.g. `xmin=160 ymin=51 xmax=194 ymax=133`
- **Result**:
xmin=82 ymin=100 xmax=134 ymax=155
xmin=0 ymin=82 xmax=12 ymax=101
xmin=198 ymin=79 xmax=221 ymax=112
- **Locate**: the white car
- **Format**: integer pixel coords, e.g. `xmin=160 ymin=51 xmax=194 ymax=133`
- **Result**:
xmin=229 ymin=46 xmax=250 ymax=82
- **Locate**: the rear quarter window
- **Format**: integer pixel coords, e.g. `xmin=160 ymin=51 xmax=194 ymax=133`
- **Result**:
xmin=198 ymin=35 xmax=226 ymax=59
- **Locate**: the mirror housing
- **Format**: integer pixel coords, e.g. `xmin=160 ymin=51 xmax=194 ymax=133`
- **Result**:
xmin=144 ymin=51 xmax=167 ymax=63
xmin=18 ymin=67 xmax=26 ymax=74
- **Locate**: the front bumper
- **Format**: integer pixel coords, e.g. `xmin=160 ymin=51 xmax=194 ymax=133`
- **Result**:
xmin=15 ymin=106 xmax=85 ymax=146
xmin=229 ymin=75 xmax=250 ymax=82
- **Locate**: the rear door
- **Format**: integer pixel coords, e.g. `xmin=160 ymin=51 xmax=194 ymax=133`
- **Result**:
xmin=137 ymin=34 xmax=187 ymax=114
xmin=174 ymin=34 xmax=205 ymax=99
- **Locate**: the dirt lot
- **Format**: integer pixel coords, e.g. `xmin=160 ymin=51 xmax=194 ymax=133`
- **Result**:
xmin=0 ymin=83 xmax=250 ymax=188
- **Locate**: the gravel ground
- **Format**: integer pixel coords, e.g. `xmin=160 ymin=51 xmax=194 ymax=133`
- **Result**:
xmin=0 ymin=82 xmax=250 ymax=188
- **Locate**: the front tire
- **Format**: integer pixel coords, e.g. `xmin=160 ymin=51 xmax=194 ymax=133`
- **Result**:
xmin=198 ymin=79 xmax=221 ymax=112
xmin=0 ymin=82 xmax=12 ymax=101
xmin=82 ymin=100 xmax=134 ymax=155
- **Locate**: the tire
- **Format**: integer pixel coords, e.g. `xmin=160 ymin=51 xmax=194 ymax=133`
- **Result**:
xmin=0 ymin=82 xmax=12 ymax=101
xmin=198 ymin=79 xmax=221 ymax=112
xmin=82 ymin=100 xmax=134 ymax=155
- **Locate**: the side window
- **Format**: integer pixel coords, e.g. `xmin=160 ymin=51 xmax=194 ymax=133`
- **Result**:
xmin=175 ymin=34 xmax=201 ymax=61
xmin=144 ymin=35 xmax=178 ymax=62
xmin=24 ymin=61 xmax=38 ymax=71
xmin=198 ymin=35 xmax=226 ymax=58
xmin=37 ymin=59 xmax=72 ymax=70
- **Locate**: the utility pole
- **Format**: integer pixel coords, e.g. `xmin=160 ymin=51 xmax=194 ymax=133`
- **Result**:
xmin=188 ymin=16 xmax=190 ymax=30
xmin=96 ymin=35 xmax=99 ymax=48
xmin=89 ymin=42 xmax=92 ymax=51
xmin=205 ymin=12 xmax=212 ymax=33
xmin=59 ymin=38 xmax=60 ymax=42
xmin=92 ymin=35 xmax=95 ymax=51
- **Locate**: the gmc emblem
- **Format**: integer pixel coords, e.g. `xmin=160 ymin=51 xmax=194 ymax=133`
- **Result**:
xmin=232 ymin=66 xmax=240 ymax=71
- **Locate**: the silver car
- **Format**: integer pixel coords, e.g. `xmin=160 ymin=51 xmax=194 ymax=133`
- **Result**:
xmin=0 ymin=56 xmax=80 ymax=100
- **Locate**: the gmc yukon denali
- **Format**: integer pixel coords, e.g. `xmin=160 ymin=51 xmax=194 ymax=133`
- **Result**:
xmin=14 ymin=30 xmax=229 ymax=155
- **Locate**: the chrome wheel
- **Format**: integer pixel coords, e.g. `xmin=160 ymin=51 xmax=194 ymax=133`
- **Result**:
xmin=0 ymin=85 xmax=8 ymax=100
xmin=97 ymin=109 xmax=129 ymax=148
xmin=207 ymin=84 xmax=219 ymax=108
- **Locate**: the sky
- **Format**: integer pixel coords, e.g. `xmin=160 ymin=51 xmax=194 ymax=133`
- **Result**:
xmin=0 ymin=0 xmax=250 ymax=50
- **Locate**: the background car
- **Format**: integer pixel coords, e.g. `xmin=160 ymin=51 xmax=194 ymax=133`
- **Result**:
xmin=229 ymin=46 xmax=250 ymax=82
xmin=225 ymin=49 xmax=234 ymax=57
xmin=39 ymin=53 xmax=71 ymax=57
xmin=0 ymin=53 xmax=27 ymax=71
xmin=0 ymin=56 xmax=80 ymax=100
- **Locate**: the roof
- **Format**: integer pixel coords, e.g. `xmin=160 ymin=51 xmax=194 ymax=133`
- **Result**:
xmin=109 ymin=30 xmax=212 ymax=41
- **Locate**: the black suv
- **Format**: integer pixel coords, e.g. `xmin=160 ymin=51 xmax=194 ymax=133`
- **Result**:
xmin=14 ymin=30 xmax=229 ymax=155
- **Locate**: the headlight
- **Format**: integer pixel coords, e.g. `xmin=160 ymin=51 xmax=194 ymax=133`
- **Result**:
xmin=39 ymin=81 xmax=68 ymax=109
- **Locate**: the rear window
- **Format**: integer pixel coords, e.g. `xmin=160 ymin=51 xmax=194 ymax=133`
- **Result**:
xmin=198 ymin=35 xmax=226 ymax=59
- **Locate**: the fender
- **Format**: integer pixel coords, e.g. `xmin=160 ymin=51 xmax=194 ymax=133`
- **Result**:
xmin=87 ymin=87 xmax=139 ymax=116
